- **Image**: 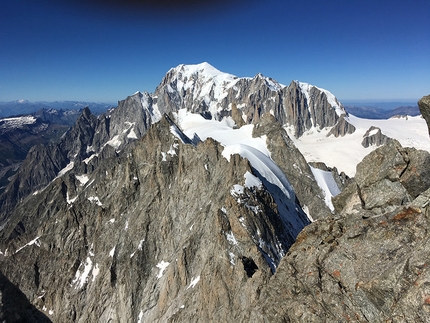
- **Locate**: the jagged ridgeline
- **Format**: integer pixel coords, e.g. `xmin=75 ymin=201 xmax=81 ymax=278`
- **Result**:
xmin=0 ymin=63 xmax=429 ymax=322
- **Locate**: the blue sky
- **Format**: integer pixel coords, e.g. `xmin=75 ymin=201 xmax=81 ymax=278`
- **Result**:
xmin=1 ymin=0 xmax=429 ymax=103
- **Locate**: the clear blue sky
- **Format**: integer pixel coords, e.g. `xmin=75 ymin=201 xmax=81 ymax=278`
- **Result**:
xmin=1 ymin=0 xmax=429 ymax=103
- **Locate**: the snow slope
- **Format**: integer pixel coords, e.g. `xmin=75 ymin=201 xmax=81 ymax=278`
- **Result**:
xmin=309 ymin=166 xmax=341 ymax=211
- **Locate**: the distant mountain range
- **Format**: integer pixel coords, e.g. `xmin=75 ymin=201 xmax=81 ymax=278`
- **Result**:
xmin=1 ymin=99 xmax=420 ymax=120
xmin=0 ymin=100 xmax=115 ymax=118
xmin=344 ymin=105 xmax=420 ymax=119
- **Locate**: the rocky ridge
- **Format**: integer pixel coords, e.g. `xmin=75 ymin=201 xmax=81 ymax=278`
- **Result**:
xmin=0 ymin=115 xmax=311 ymax=322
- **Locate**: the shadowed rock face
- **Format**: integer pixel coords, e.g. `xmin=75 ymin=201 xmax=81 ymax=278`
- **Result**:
xmin=327 ymin=115 xmax=356 ymax=138
xmin=0 ymin=270 xmax=51 ymax=322
xmin=253 ymin=113 xmax=331 ymax=220
xmin=418 ymin=94 xmax=430 ymax=136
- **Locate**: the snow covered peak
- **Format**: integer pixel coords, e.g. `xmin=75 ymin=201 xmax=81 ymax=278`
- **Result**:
xmin=172 ymin=62 xmax=238 ymax=85
xmin=295 ymin=81 xmax=345 ymax=117
xmin=157 ymin=63 xmax=241 ymax=118
xmin=172 ymin=62 xmax=237 ymax=80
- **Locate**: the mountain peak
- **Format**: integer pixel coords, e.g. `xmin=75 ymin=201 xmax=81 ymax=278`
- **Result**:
xmin=170 ymin=62 xmax=238 ymax=82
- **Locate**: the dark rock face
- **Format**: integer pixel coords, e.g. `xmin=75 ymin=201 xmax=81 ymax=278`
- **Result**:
xmin=400 ymin=147 xmax=430 ymax=199
xmin=418 ymin=94 xmax=430 ymax=136
xmin=327 ymin=115 xmax=356 ymax=137
xmin=361 ymin=126 xmax=391 ymax=148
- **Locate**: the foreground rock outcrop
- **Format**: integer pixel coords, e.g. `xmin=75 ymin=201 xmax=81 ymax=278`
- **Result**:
xmin=333 ymin=140 xmax=430 ymax=217
xmin=251 ymin=191 xmax=430 ymax=322
xmin=418 ymin=94 xmax=430 ymax=136
xmin=251 ymin=142 xmax=430 ymax=322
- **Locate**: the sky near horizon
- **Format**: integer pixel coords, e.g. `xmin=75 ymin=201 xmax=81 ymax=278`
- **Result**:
xmin=1 ymin=0 xmax=429 ymax=103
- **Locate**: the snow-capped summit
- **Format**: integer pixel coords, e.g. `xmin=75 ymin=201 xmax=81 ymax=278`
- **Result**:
xmin=153 ymin=62 xmax=351 ymax=138
xmin=171 ymin=62 xmax=237 ymax=82
xmin=155 ymin=62 xmax=239 ymax=117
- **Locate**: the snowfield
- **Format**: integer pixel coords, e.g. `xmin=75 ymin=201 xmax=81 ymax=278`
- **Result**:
xmin=288 ymin=114 xmax=430 ymax=177
xmin=174 ymin=106 xmax=430 ymax=213
xmin=0 ymin=116 xmax=37 ymax=129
